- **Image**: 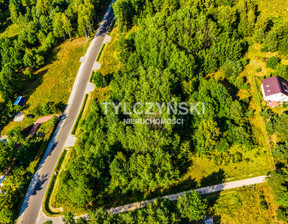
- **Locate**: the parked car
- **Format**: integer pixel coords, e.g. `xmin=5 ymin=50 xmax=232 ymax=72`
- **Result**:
xmin=26 ymin=114 xmax=35 ymax=118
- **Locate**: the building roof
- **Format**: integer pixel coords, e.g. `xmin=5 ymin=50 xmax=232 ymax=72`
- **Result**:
xmin=13 ymin=112 xmax=24 ymax=122
xmin=262 ymin=76 xmax=288 ymax=97
xmin=0 ymin=135 xmax=8 ymax=144
xmin=13 ymin=96 xmax=24 ymax=106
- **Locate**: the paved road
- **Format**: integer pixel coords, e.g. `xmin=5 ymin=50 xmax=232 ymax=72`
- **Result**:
xmin=38 ymin=175 xmax=267 ymax=223
xmin=16 ymin=1 xmax=115 ymax=224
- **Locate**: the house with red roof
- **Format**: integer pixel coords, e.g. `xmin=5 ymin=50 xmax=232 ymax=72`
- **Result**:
xmin=261 ymin=76 xmax=288 ymax=107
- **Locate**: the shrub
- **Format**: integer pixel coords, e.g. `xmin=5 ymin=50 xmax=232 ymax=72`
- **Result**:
xmin=93 ymin=72 xmax=107 ymax=88
xmin=256 ymin=67 xmax=261 ymax=72
xmin=264 ymin=30 xmax=278 ymax=52
xmin=253 ymin=29 xmax=265 ymax=43
xmin=277 ymin=207 xmax=288 ymax=222
xmin=261 ymin=46 xmax=268 ymax=52
xmin=222 ymin=60 xmax=243 ymax=78
xmin=31 ymin=102 xmax=61 ymax=116
xmin=266 ymin=56 xmax=280 ymax=69
xmin=274 ymin=64 xmax=288 ymax=80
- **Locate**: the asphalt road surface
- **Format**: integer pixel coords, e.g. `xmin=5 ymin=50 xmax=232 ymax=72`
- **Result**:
xmin=16 ymin=1 xmax=115 ymax=223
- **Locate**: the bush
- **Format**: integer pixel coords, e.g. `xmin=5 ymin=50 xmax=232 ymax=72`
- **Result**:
xmin=31 ymin=102 xmax=61 ymax=116
xmin=232 ymin=76 xmax=248 ymax=90
xmin=222 ymin=60 xmax=243 ymax=78
xmin=253 ymin=29 xmax=265 ymax=43
xmin=277 ymin=207 xmax=288 ymax=222
xmin=278 ymin=37 xmax=288 ymax=53
xmin=256 ymin=67 xmax=261 ymax=72
xmin=274 ymin=64 xmax=288 ymax=80
xmin=93 ymin=72 xmax=107 ymax=88
xmin=261 ymin=46 xmax=269 ymax=52
xmin=264 ymin=30 xmax=278 ymax=52
xmin=266 ymin=56 xmax=280 ymax=69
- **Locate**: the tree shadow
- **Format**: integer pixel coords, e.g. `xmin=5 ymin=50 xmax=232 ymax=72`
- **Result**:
xmin=199 ymin=169 xmax=226 ymax=224
xmin=18 ymin=173 xmax=48 ymax=217
xmin=55 ymin=102 xmax=67 ymax=113
xmin=220 ymin=79 xmax=239 ymax=101
xmin=200 ymin=169 xmax=225 ymax=187
xmin=94 ymin=3 xmax=115 ymax=38
xmin=32 ymin=173 xmax=48 ymax=195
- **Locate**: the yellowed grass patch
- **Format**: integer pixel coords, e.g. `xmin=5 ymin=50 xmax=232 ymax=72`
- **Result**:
xmin=257 ymin=0 xmax=288 ymax=19
xmin=2 ymin=38 xmax=88 ymax=134
xmin=212 ymin=183 xmax=280 ymax=224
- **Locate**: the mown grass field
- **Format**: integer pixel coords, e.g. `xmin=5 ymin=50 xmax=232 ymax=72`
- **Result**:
xmin=2 ymin=38 xmax=88 ymax=134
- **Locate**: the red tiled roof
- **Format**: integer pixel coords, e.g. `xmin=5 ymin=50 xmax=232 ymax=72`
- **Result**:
xmin=266 ymin=101 xmax=279 ymax=107
xmin=262 ymin=76 xmax=288 ymax=97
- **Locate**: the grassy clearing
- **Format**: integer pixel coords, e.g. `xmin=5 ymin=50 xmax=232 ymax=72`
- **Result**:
xmin=1 ymin=37 xmax=88 ymax=135
xmin=241 ymin=44 xmax=280 ymax=147
xmin=0 ymin=9 xmax=19 ymax=39
xmin=185 ymin=149 xmax=272 ymax=186
xmin=257 ymin=0 xmax=288 ymax=19
xmin=182 ymin=44 xmax=276 ymax=187
xmin=98 ymin=26 xmax=122 ymax=76
xmin=240 ymin=43 xmax=288 ymax=163
xmin=0 ymin=22 xmax=19 ymax=39
xmin=25 ymin=37 xmax=87 ymax=110
xmin=210 ymin=183 xmax=280 ymax=224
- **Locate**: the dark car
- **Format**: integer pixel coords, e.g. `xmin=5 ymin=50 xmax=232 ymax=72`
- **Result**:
xmin=26 ymin=114 xmax=35 ymax=118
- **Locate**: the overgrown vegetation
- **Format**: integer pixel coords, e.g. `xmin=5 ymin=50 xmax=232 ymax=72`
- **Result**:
xmin=211 ymin=183 xmax=278 ymax=223
xmin=62 ymin=191 xmax=208 ymax=224
xmin=266 ymin=112 xmax=288 ymax=222
xmin=55 ymin=0 xmax=275 ymax=214
xmin=58 ymin=184 xmax=279 ymax=224
xmin=0 ymin=118 xmax=58 ymax=223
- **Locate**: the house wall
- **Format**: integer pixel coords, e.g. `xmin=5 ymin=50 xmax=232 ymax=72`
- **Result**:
xmin=265 ymin=93 xmax=288 ymax=102
xmin=261 ymin=85 xmax=288 ymax=102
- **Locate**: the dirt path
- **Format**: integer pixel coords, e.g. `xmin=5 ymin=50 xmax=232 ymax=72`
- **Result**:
xmin=38 ymin=175 xmax=268 ymax=224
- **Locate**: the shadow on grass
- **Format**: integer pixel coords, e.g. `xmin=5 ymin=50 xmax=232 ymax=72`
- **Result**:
xmin=200 ymin=169 xmax=225 ymax=186
xmin=90 ymin=176 xmax=198 ymax=211
xmin=201 ymin=169 xmax=226 ymax=224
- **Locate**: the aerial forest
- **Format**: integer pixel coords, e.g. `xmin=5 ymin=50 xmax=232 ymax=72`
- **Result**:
xmin=56 ymin=0 xmax=288 ymax=216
